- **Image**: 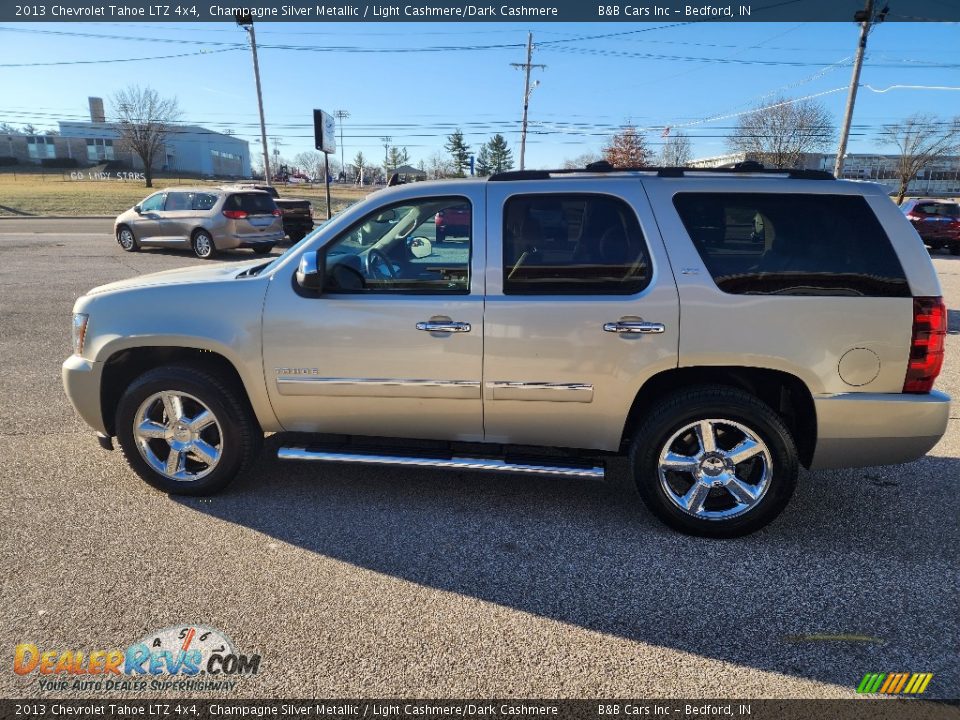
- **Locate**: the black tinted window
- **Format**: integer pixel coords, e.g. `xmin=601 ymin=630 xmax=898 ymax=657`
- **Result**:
xmin=503 ymin=194 xmax=651 ymax=295
xmin=673 ymin=193 xmax=909 ymax=297
xmin=225 ymin=193 xmax=276 ymax=214
xmin=193 ymin=193 xmax=217 ymax=211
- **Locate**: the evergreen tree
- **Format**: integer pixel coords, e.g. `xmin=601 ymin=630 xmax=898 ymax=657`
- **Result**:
xmin=487 ymin=134 xmax=514 ymax=174
xmin=386 ymin=146 xmax=411 ymax=172
xmin=475 ymin=144 xmax=494 ymax=177
xmin=445 ymin=129 xmax=471 ymax=178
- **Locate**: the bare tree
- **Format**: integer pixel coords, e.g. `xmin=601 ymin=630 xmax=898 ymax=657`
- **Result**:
xmin=880 ymin=114 xmax=960 ymax=205
xmin=603 ymin=125 xmax=650 ymax=168
xmin=112 ymin=86 xmax=181 ymax=187
xmin=561 ymin=152 xmax=602 ymax=169
xmin=659 ymin=131 xmax=693 ymax=167
xmin=426 ymin=151 xmax=454 ymax=179
xmin=727 ymin=96 xmax=834 ymax=169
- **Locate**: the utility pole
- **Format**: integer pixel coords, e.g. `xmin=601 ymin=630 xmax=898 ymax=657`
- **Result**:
xmin=381 ymin=136 xmax=392 ymax=180
xmin=335 ymin=109 xmax=349 ymax=181
xmin=834 ymin=0 xmax=886 ymax=179
xmin=236 ymin=12 xmax=271 ymax=184
xmin=511 ymin=32 xmax=545 ymax=171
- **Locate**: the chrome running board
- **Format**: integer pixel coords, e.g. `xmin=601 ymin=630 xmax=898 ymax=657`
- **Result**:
xmin=277 ymin=447 xmax=605 ymax=479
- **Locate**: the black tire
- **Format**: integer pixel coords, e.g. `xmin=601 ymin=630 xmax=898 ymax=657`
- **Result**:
xmin=435 ymin=227 xmax=446 ymax=243
xmin=115 ymin=365 xmax=262 ymax=496
xmin=950 ymin=244 xmax=960 ymax=256
xmin=117 ymin=225 xmax=139 ymax=252
xmin=192 ymin=230 xmax=217 ymax=259
xmin=287 ymin=232 xmax=306 ymax=243
xmin=252 ymin=245 xmax=274 ymax=255
xmin=629 ymin=385 xmax=798 ymax=538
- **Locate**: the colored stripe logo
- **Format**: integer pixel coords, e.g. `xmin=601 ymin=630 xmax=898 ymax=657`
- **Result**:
xmin=857 ymin=673 xmax=933 ymax=694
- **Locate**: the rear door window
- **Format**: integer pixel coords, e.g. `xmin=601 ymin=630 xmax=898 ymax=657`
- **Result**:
xmin=225 ymin=193 xmax=277 ymax=215
xmin=193 ymin=193 xmax=218 ymax=211
xmin=672 ymin=193 xmax=910 ymax=297
xmin=502 ymin=194 xmax=652 ymax=295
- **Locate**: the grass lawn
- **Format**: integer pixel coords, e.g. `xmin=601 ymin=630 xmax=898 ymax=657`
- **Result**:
xmin=0 ymin=170 xmax=374 ymax=217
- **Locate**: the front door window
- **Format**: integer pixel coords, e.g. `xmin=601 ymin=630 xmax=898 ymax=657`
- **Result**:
xmin=323 ymin=197 xmax=472 ymax=294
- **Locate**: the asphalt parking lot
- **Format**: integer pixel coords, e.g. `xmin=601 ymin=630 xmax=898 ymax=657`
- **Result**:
xmin=0 ymin=217 xmax=957 ymax=700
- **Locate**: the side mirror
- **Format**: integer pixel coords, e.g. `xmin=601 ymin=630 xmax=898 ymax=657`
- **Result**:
xmin=296 ymin=251 xmax=324 ymax=292
xmin=407 ymin=236 xmax=432 ymax=259
xmin=134 ymin=204 xmax=142 ymax=214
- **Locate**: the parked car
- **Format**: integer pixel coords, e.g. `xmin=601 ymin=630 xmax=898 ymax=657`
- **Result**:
xmin=434 ymin=204 xmax=470 ymax=242
xmin=228 ymin=184 xmax=315 ymax=243
xmin=115 ymin=188 xmax=283 ymax=259
xmin=67 ymin=164 xmax=949 ymax=537
xmin=901 ymin=198 xmax=960 ymax=254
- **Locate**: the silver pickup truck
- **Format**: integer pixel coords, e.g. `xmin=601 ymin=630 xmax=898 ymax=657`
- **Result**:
xmin=63 ymin=165 xmax=950 ymax=537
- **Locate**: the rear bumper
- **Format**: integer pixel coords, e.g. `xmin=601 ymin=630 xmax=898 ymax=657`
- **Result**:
xmin=810 ymin=390 xmax=950 ymax=470
xmin=62 ymin=354 xmax=107 ymax=435
xmin=217 ymin=231 xmax=284 ymax=249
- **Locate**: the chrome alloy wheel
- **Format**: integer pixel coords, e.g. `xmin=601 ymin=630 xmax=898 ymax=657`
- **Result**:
xmin=132 ymin=391 xmax=223 ymax=482
xmin=194 ymin=233 xmax=213 ymax=258
xmin=657 ymin=419 xmax=772 ymax=520
xmin=118 ymin=228 xmax=135 ymax=250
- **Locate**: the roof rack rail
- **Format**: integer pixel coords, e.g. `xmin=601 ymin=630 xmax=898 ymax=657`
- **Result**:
xmin=488 ymin=162 xmax=835 ymax=182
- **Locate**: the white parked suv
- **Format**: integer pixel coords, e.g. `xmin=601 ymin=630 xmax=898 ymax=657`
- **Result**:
xmin=64 ymin=163 xmax=950 ymax=537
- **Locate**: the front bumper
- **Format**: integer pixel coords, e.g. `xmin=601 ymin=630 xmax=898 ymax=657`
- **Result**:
xmin=810 ymin=390 xmax=950 ymax=470
xmin=62 ymin=354 xmax=107 ymax=435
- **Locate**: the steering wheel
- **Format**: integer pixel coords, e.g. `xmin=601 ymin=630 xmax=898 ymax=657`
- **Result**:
xmin=364 ymin=248 xmax=398 ymax=280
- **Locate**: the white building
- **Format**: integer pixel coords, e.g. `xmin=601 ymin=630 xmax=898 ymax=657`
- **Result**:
xmin=688 ymin=151 xmax=960 ymax=196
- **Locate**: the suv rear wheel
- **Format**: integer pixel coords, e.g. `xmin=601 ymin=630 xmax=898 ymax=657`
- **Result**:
xmin=115 ymin=365 xmax=261 ymax=495
xmin=192 ymin=230 xmax=217 ymax=259
xmin=630 ymin=386 xmax=798 ymax=538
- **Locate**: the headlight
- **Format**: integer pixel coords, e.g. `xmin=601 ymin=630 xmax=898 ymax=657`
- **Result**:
xmin=72 ymin=313 xmax=89 ymax=356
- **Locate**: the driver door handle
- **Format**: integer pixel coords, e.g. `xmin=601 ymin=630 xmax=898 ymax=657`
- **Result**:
xmin=603 ymin=320 xmax=665 ymax=334
xmin=416 ymin=321 xmax=472 ymax=333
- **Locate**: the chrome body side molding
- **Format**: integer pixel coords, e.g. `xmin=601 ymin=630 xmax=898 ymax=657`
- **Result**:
xmin=276 ymin=377 xmax=481 ymax=399
xmin=487 ymin=381 xmax=594 ymax=403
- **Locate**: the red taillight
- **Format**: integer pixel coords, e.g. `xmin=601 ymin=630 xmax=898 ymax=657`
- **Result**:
xmin=272 ymin=208 xmax=282 ymax=217
xmin=903 ymin=296 xmax=947 ymax=393
xmin=223 ymin=209 xmax=248 ymax=219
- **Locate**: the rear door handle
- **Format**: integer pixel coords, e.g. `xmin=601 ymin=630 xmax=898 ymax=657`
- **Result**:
xmin=416 ymin=321 xmax=471 ymax=333
xmin=603 ymin=321 xmax=665 ymax=334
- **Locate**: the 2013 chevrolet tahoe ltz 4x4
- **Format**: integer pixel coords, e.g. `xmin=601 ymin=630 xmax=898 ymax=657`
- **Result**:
xmin=63 ymin=164 xmax=950 ymax=537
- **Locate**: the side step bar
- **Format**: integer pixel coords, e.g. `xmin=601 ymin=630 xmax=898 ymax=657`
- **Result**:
xmin=277 ymin=447 xmax=605 ymax=480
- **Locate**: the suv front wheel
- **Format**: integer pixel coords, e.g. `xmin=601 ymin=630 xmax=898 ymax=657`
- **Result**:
xmin=630 ymin=386 xmax=798 ymax=538
xmin=115 ymin=365 xmax=261 ymax=495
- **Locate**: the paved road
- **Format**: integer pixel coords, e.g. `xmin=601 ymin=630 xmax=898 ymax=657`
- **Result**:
xmin=0 ymin=219 xmax=957 ymax=700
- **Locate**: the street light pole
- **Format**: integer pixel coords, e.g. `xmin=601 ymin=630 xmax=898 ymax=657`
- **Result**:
xmin=335 ymin=109 xmax=350 ymax=181
xmin=511 ymin=32 xmax=545 ymax=171
xmin=236 ymin=12 xmax=271 ymax=184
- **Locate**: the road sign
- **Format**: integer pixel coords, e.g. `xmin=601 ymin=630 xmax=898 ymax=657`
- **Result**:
xmin=313 ymin=109 xmax=336 ymax=154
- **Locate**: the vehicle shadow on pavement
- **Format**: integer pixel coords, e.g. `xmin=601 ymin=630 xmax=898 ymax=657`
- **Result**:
xmin=173 ymin=439 xmax=959 ymax=696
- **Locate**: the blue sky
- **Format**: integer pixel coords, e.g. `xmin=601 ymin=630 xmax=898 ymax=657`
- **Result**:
xmin=0 ymin=21 xmax=958 ymax=169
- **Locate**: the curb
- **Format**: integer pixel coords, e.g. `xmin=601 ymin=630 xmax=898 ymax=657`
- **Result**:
xmin=0 ymin=215 xmax=114 ymax=220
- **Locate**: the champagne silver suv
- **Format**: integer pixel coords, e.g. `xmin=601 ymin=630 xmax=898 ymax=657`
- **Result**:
xmin=65 ymin=164 xmax=950 ymax=537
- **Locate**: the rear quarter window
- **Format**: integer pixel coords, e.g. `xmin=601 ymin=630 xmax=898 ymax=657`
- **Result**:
xmin=672 ymin=192 xmax=910 ymax=297
xmin=225 ymin=193 xmax=277 ymax=214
